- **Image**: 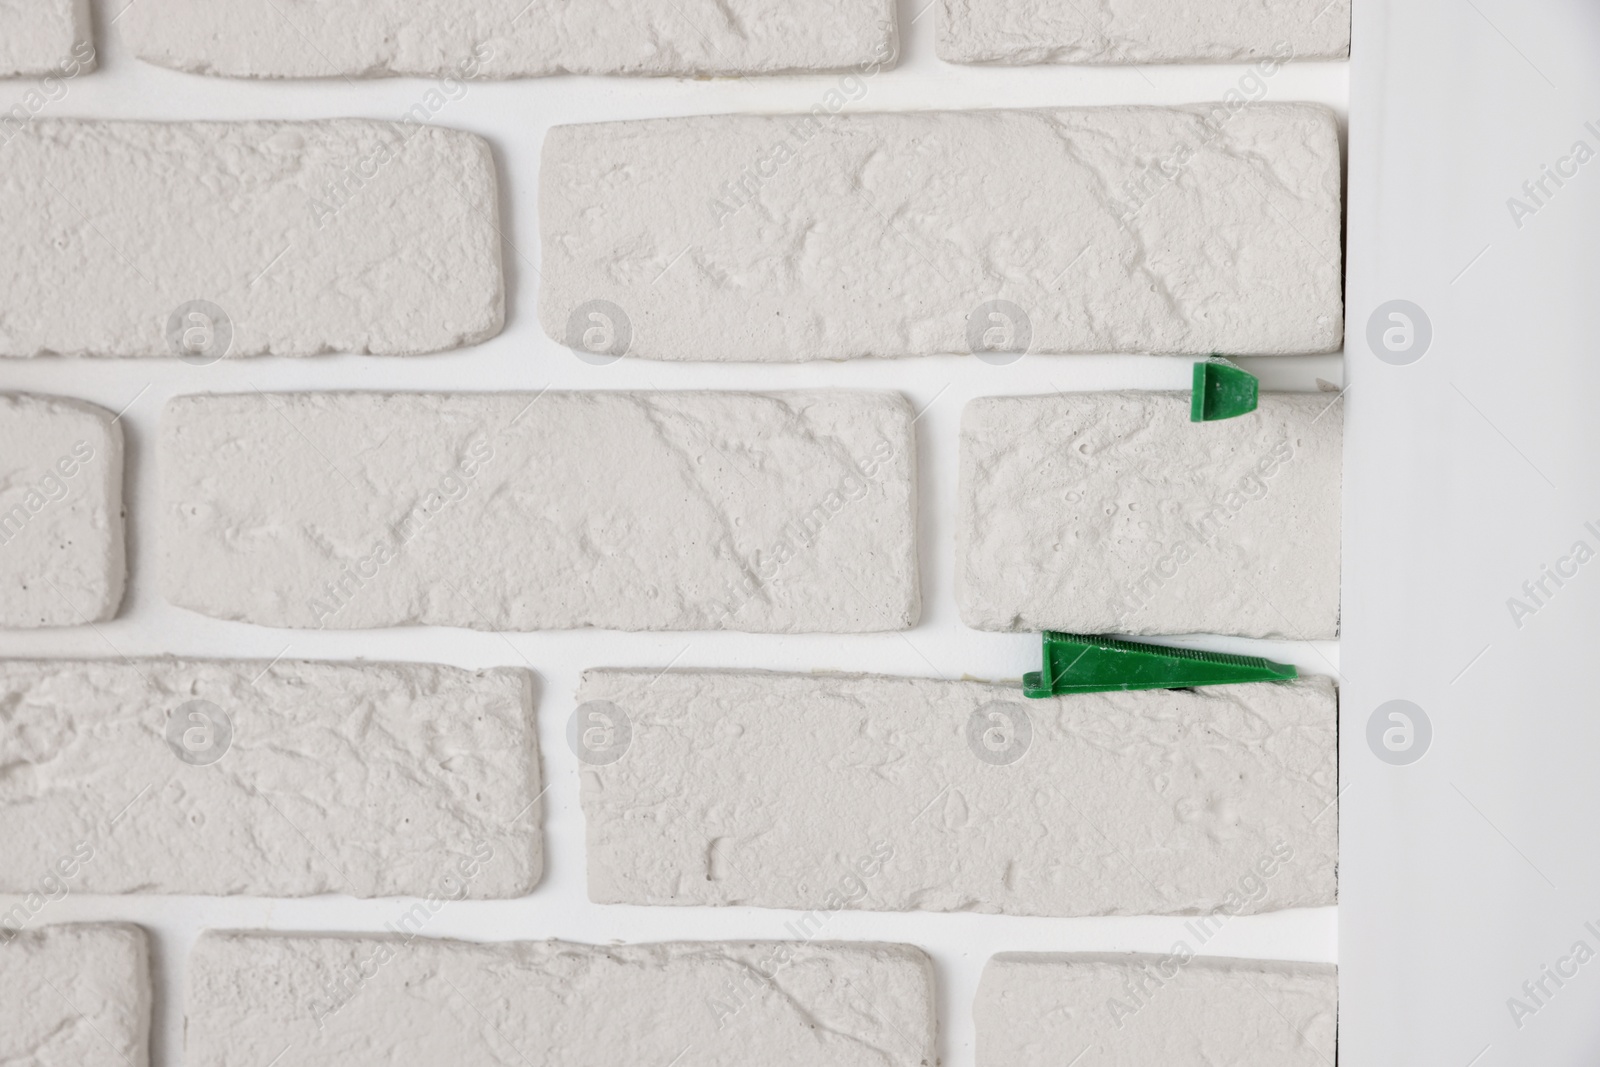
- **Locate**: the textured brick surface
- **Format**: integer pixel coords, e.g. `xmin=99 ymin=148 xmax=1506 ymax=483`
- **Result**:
xmin=160 ymin=391 xmax=918 ymax=632
xmin=578 ymin=669 xmax=1337 ymax=916
xmin=975 ymin=953 xmax=1337 ymax=1066
xmin=187 ymin=932 xmax=936 ymax=1067
xmin=939 ymin=0 xmax=1350 ymax=65
xmin=0 ymin=659 xmax=540 ymax=897
xmin=0 ymin=120 xmax=502 ymax=357
xmin=0 ymin=924 xmax=149 ymax=1067
xmin=0 ymin=393 xmax=124 ymax=627
xmin=540 ymin=105 xmax=1342 ymax=361
xmin=957 ymin=392 xmax=1342 ymax=639
xmin=125 ymin=0 xmax=895 ymax=77
xmin=0 ymin=0 xmax=92 ymax=76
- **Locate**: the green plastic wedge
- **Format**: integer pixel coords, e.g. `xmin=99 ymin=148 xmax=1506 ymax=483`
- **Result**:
xmin=1191 ymin=357 xmax=1259 ymax=422
xmin=1022 ymin=631 xmax=1297 ymax=698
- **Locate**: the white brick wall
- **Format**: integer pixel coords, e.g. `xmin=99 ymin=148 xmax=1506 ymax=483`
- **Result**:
xmin=0 ymin=11 xmax=1345 ymax=1066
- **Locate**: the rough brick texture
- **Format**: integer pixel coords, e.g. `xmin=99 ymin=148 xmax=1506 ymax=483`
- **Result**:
xmin=0 ymin=0 xmax=93 ymax=77
xmin=0 ymin=659 xmax=540 ymax=898
xmin=975 ymin=953 xmax=1337 ymax=1066
xmin=939 ymin=0 xmax=1350 ymax=65
xmin=540 ymin=105 xmax=1342 ymax=360
xmin=0 ymin=120 xmax=502 ymax=357
xmin=187 ymin=932 xmax=936 ymax=1067
xmin=957 ymin=392 xmax=1342 ymax=639
xmin=0 ymin=393 xmax=124 ymax=627
xmin=578 ymin=669 xmax=1337 ymax=916
xmin=125 ymin=0 xmax=896 ymax=78
xmin=0 ymin=924 xmax=149 ymax=1067
xmin=160 ymin=391 xmax=918 ymax=632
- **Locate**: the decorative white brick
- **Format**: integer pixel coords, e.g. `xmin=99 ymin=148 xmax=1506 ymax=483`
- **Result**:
xmin=0 ymin=120 xmax=502 ymax=358
xmin=0 ymin=393 xmax=124 ymax=627
xmin=0 ymin=659 xmax=540 ymax=898
xmin=540 ymin=105 xmax=1342 ymax=361
xmin=0 ymin=924 xmax=149 ymax=1067
xmin=975 ymin=953 xmax=1337 ymax=1066
xmin=0 ymin=0 xmax=93 ymax=77
xmin=125 ymin=0 xmax=896 ymax=78
xmin=160 ymin=391 xmax=918 ymax=632
xmin=939 ymin=1 xmax=1349 ymax=66
xmin=187 ymin=932 xmax=936 ymax=1067
xmin=577 ymin=669 xmax=1337 ymax=916
xmin=957 ymin=392 xmax=1342 ymax=639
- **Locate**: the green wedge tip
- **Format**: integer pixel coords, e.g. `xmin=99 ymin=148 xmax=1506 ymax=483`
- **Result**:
xmin=1191 ymin=357 xmax=1259 ymax=422
xmin=1022 ymin=631 xmax=1297 ymax=698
